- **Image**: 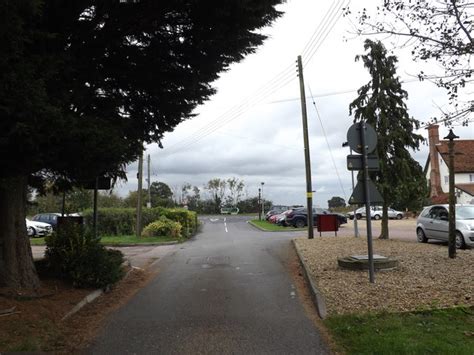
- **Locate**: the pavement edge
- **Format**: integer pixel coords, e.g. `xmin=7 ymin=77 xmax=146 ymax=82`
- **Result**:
xmin=292 ymin=239 xmax=327 ymax=319
xmin=61 ymin=262 xmax=136 ymax=321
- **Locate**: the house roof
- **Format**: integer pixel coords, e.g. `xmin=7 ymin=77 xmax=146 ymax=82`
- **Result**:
xmin=437 ymin=140 xmax=474 ymax=173
xmin=456 ymin=183 xmax=474 ymax=196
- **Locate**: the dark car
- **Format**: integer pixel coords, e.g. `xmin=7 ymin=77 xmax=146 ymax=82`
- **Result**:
xmin=285 ymin=208 xmax=347 ymax=228
xmin=32 ymin=213 xmax=61 ymax=229
xmin=32 ymin=212 xmax=81 ymax=230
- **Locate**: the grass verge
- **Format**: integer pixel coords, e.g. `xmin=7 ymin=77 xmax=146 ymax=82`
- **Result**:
xmin=30 ymin=235 xmax=178 ymax=246
xmin=324 ymin=306 xmax=474 ymax=354
xmin=249 ymin=219 xmax=304 ymax=232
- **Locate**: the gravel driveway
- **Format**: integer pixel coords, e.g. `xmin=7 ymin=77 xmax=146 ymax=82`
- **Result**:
xmin=294 ymin=235 xmax=473 ymax=316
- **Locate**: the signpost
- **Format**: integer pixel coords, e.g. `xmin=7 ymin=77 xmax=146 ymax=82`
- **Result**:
xmin=346 ymin=122 xmax=383 ymax=283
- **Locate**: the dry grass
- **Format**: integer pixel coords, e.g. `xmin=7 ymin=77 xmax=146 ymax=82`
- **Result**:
xmin=294 ymin=236 xmax=473 ymax=316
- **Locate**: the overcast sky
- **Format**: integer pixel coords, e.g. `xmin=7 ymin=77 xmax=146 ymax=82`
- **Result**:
xmin=113 ymin=0 xmax=473 ymax=208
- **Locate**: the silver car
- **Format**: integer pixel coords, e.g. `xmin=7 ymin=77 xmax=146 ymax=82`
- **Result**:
xmin=416 ymin=204 xmax=474 ymax=249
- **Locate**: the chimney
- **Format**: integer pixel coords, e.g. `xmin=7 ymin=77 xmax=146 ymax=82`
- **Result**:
xmin=427 ymin=125 xmax=442 ymax=197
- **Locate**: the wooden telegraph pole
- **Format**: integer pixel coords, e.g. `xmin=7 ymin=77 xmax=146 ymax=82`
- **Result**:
xmin=296 ymin=55 xmax=314 ymax=239
xmin=136 ymin=152 xmax=144 ymax=237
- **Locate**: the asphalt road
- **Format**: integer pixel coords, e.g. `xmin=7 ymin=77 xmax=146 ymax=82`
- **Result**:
xmin=86 ymin=215 xmax=329 ymax=354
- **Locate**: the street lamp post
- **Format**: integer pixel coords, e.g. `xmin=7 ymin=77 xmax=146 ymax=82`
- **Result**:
xmin=261 ymin=182 xmax=265 ymax=220
xmin=444 ymin=129 xmax=459 ymax=259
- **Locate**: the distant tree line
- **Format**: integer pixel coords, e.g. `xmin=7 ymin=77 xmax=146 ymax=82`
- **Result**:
xmin=28 ymin=177 xmax=273 ymax=215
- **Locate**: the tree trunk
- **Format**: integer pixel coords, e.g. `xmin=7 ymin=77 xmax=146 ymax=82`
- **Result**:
xmin=0 ymin=176 xmax=40 ymax=289
xmin=379 ymin=204 xmax=390 ymax=239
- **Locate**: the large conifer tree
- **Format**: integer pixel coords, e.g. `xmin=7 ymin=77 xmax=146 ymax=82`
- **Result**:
xmin=349 ymin=39 xmax=425 ymax=239
xmin=0 ymin=0 xmax=283 ymax=288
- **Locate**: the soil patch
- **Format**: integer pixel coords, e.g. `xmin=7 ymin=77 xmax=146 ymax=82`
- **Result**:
xmin=294 ymin=236 xmax=473 ymax=316
xmin=0 ymin=267 xmax=155 ymax=352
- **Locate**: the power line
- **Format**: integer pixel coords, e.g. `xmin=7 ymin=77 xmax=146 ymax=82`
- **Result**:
xmin=302 ymin=0 xmax=349 ymax=67
xmin=308 ymin=85 xmax=348 ymax=201
xmin=164 ymin=2 xmax=349 ymax=153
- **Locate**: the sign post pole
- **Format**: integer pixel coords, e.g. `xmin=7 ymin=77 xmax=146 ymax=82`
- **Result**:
xmin=361 ymin=122 xmax=375 ymax=283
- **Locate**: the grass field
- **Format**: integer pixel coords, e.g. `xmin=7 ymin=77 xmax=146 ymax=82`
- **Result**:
xmin=248 ymin=219 xmax=304 ymax=232
xmin=29 ymin=235 xmax=178 ymax=246
xmin=324 ymin=307 xmax=474 ymax=354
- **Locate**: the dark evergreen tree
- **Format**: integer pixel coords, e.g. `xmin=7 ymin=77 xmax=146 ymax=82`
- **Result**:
xmin=0 ymin=0 xmax=283 ymax=288
xmin=327 ymin=196 xmax=346 ymax=209
xmin=349 ymin=39 xmax=426 ymax=239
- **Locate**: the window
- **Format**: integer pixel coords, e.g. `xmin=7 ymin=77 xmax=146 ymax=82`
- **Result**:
xmin=444 ymin=176 xmax=449 ymax=184
xmin=470 ymin=174 xmax=474 ymax=182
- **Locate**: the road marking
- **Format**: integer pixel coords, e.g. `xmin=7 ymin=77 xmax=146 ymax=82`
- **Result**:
xmin=224 ymin=217 xmax=226 ymax=222
xmin=225 ymin=223 xmax=228 ymax=233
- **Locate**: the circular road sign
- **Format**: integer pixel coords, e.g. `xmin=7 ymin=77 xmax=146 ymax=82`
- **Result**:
xmin=346 ymin=122 xmax=377 ymax=154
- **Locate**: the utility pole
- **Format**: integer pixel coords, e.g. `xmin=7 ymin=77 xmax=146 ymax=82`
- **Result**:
xmin=147 ymin=154 xmax=151 ymax=208
xmin=297 ymin=55 xmax=314 ymax=239
xmin=258 ymin=188 xmax=262 ymax=221
xmin=261 ymin=182 xmax=265 ymax=220
xmin=136 ymin=152 xmax=144 ymax=237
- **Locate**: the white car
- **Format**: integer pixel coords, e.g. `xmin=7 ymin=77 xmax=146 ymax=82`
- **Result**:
xmin=347 ymin=206 xmax=404 ymax=220
xmin=370 ymin=207 xmax=404 ymax=220
xmin=26 ymin=219 xmax=53 ymax=237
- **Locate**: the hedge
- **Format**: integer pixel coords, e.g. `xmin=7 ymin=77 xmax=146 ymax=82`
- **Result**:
xmin=82 ymin=207 xmax=198 ymax=237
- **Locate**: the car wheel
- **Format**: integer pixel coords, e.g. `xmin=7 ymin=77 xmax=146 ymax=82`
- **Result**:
xmin=349 ymin=215 xmax=354 ymax=220
xmin=396 ymin=214 xmax=403 ymax=220
xmin=295 ymin=219 xmax=305 ymax=228
xmin=416 ymin=228 xmax=427 ymax=243
xmin=373 ymin=214 xmax=381 ymax=220
xmin=27 ymin=226 xmax=36 ymax=237
xmin=455 ymin=232 xmax=466 ymax=249
xmin=356 ymin=214 xmax=362 ymax=220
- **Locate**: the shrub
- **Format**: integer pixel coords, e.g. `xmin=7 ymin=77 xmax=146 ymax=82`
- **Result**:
xmin=161 ymin=209 xmax=198 ymax=238
xmin=141 ymin=217 xmax=182 ymax=239
xmin=82 ymin=207 xmax=198 ymax=238
xmin=44 ymin=221 xmax=124 ymax=288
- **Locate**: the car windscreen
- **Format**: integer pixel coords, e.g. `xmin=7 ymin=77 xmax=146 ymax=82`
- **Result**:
xmin=456 ymin=206 xmax=474 ymax=219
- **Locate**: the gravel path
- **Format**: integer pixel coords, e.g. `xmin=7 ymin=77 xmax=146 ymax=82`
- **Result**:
xmin=294 ymin=236 xmax=473 ymax=316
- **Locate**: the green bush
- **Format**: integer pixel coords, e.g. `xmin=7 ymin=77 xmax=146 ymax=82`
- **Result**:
xmin=141 ymin=217 xmax=182 ymax=239
xmin=161 ymin=209 xmax=198 ymax=238
xmin=44 ymin=221 xmax=124 ymax=288
xmin=82 ymin=207 xmax=197 ymax=237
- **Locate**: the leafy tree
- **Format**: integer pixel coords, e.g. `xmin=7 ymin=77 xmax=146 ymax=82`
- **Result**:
xmin=0 ymin=0 xmax=283 ymax=288
xmin=328 ymin=196 xmax=346 ymax=209
xmin=349 ymin=39 xmax=425 ymax=239
xmin=149 ymin=182 xmax=174 ymax=208
xmin=227 ymin=178 xmax=245 ymax=205
xmin=345 ymin=1 xmax=473 ymax=126
xmin=206 ymin=178 xmax=227 ymax=213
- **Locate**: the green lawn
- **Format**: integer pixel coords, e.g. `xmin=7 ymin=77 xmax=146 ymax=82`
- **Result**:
xmin=249 ymin=219 xmax=304 ymax=232
xmin=29 ymin=235 xmax=179 ymax=246
xmin=324 ymin=307 xmax=474 ymax=354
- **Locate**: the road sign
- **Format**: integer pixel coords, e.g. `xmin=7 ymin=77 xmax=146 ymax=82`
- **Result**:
xmin=346 ymin=122 xmax=377 ymax=154
xmin=347 ymin=154 xmax=379 ymax=171
xmin=348 ymin=180 xmax=384 ymax=205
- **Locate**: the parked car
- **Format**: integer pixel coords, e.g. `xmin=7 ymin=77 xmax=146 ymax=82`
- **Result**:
xmin=26 ymin=218 xmax=53 ymax=237
xmin=370 ymin=207 xmax=404 ymax=220
xmin=286 ymin=208 xmax=347 ymax=228
xmin=416 ymin=204 xmax=474 ymax=249
xmin=347 ymin=206 xmax=404 ymax=220
xmin=347 ymin=207 xmax=366 ymax=220
xmin=31 ymin=212 xmax=81 ymax=230
xmin=32 ymin=213 xmax=61 ymax=229
xmin=275 ymin=209 xmax=297 ymax=226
